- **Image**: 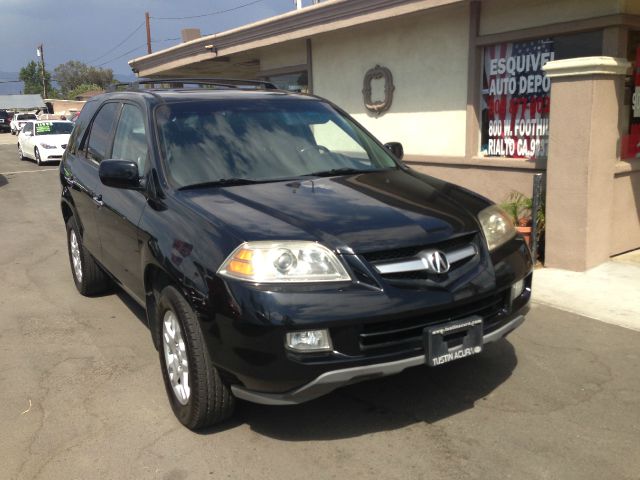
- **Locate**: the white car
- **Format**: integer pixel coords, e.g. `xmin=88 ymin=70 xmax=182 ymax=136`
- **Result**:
xmin=10 ymin=113 xmax=38 ymax=135
xmin=17 ymin=120 xmax=74 ymax=165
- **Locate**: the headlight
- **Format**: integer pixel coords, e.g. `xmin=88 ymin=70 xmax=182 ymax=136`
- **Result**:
xmin=217 ymin=241 xmax=351 ymax=283
xmin=478 ymin=205 xmax=516 ymax=251
xmin=40 ymin=143 xmax=56 ymax=149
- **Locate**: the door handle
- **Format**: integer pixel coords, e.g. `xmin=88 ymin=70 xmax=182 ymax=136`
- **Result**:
xmin=92 ymin=194 xmax=104 ymax=207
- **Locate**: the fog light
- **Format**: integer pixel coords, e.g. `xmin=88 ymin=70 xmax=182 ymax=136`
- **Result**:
xmin=286 ymin=329 xmax=332 ymax=352
xmin=511 ymin=279 xmax=525 ymax=302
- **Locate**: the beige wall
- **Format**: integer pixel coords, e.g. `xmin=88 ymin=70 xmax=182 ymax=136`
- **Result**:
xmin=312 ymin=5 xmax=470 ymax=157
xmin=622 ymin=0 xmax=640 ymax=15
xmin=479 ymin=0 xmax=624 ymax=36
xmin=612 ymin=169 xmax=640 ymax=255
xmin=259 ymin=40 xmax=307 ymax=71
xmin=45 ymin=99 xmax=85 ymax=115
xmin=409 ymin=162 xmax=539 ymax=204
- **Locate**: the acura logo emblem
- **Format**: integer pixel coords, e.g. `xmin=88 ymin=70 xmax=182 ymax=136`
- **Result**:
xmin=420 ymin=250 xmax=450 ymax=274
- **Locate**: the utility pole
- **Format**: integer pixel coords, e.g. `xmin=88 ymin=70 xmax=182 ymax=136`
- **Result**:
xmin=145 ymin=12 xmax=152 ymax=54
xmin=36 ymin=43 xmax=47 ymax=98
xmin=36 ymin=44 xmax=47 ymax=98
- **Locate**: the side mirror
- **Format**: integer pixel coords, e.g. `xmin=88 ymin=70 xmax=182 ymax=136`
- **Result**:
xmin=99 ymin=159 xmax=141 ymax=190
xmin=384 ymin=142 xmax=404 ymax=161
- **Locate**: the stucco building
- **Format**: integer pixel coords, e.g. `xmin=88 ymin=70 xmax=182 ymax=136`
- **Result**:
xmin=129 ymin=0 xmax=640 ymax=271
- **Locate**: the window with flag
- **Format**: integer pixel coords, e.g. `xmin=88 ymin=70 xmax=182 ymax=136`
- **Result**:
xmin=480 ymin=31 xmax=602 ymax=161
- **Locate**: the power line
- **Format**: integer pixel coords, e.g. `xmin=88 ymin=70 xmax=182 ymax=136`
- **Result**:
xmin=86 ymin=21 xmax=145 ymax=64
xmin=153 ymin=37 xmax=181 ymax=43
xmin=95 ymin=43 xmax=148 ymax=67
xmin=152 ymin=0 xmax=266 ymax=20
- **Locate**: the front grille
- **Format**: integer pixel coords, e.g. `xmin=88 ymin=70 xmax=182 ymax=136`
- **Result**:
xmin=362 ymin=234 xmax=475 ymax=264
xmin=358 ymin=291 xmax=508 ymax=352
xmin=362 ymin=233 xmax=481 ymax=287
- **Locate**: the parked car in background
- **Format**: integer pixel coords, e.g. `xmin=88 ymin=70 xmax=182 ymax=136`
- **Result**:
xmin=10 ymin=112 xmax=38 ymax=135
xmin=0 ymin=110 xmax=12 ymax=133
xmin=67 ymin=111 xmax=81 ymax=123
xmin=60 ymin=80 xmax=532 ymax=430
xmin=18 ymin=120 xmax=73 ymax=165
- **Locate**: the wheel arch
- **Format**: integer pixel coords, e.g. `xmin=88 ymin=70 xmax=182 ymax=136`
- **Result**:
xmin=144 ymin=264 xmax=175 ymax=350
xmin=60 ymin=197 xmax=82 ymax=235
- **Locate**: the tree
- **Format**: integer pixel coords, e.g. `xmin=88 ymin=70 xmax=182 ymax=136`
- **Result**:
xmin=67 ymin=83 xmax=101 ymax=100
xmin=54 ymin=61 xmax=114 ymax=98
xmin=19 ymin=61 xmax=54 ymax=97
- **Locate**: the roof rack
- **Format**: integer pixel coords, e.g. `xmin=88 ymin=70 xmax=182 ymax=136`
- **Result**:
xmin=106 ymin=78 xmax=278 ymax=93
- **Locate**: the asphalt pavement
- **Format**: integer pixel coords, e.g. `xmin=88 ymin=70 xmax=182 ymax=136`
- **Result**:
xmin=0 ymin=134 xmax=638 ymax=480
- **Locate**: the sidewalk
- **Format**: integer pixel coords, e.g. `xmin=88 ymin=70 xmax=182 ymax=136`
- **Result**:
xmin=532 ymin=250 xmax=640 ymax=331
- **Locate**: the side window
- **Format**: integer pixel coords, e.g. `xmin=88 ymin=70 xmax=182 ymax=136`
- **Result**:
xmin=86 ymin=102 xmax=119 ymax=163
xmin=23 ymin=123 xmax=33 ymax=135
xmin=111 ymin=104 xmax=148 ymax=173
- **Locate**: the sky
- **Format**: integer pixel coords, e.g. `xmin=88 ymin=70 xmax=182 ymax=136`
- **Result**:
xmin=0 ymin=0 xmax=308 ymax=80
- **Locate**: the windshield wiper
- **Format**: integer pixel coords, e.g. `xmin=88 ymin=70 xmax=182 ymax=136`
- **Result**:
xmin=302 ymin=167 xmax=372 ymax=177
xmin=178 ymin=178 xmax=264 ymax=190
xmin=302 ymin=166 xmax=398 ymax=177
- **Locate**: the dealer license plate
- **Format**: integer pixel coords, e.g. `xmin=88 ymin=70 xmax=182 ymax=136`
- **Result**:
xmin=425 ymin=316 xmax=483 ymax=366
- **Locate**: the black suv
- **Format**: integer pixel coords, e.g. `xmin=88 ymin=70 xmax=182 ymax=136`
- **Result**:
xmin=0 ymin=110 xmax=11 ymax=132
xmin=60 ymin=80 xmax=532 ymax=430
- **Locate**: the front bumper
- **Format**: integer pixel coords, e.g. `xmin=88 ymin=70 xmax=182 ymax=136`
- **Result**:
xmin=40 ymin=147 xmax=65 ymax=162
xmin=230 ymin=312 xmax=526 ymax=405
xmin=203 ymin=237 xmax=532 ymax=403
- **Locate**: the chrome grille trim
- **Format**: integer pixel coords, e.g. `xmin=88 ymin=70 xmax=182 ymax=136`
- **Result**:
xmin=373 ymin=244 xmax=477 ymax=275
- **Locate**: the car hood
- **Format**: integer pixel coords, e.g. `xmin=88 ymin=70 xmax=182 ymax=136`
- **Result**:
xmin=179 ymin=169 xmax=483 ymax=254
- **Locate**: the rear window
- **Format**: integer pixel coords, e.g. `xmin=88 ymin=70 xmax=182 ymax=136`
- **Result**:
xmin=18 ymin=114 xmax=37 ymax=120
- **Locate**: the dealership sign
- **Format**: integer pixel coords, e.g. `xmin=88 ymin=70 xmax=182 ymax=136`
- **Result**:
xmin=483 ymin=39 xmax=555 ymax=160
xmin=622 ymin=46 xmax=640 ymax=159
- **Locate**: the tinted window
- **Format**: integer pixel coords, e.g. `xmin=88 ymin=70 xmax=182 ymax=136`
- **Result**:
xmin=112 ymin=104 xmax=148 ymax=172
xmin=86 ymin=102 xmax=119 ymax=162
xmin=67 ymin=99 xmax=100 ymax=155
xmin=155 ymin=99 xmax=396 ymax=188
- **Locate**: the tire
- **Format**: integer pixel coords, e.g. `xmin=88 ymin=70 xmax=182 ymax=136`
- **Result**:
xmin=66 ymin=217 xmax=111 ymax=296
xmin=35 ymin=147 xmax=42 ymax=166
xmin=157 ymin=286 xmax=234 ymax=430
xmin=17 ymin=143 xmax=24 ymax=161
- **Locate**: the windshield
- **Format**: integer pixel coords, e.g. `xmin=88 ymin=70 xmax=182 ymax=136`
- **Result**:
xmin=35 ymin=122 xmax=73 ymax=135
xmin=155 ymin=99 xmax=397 ymax=188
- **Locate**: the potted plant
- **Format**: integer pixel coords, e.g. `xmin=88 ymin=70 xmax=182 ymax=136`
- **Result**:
xmin=500 ymin=191 xmax=533 ymax=246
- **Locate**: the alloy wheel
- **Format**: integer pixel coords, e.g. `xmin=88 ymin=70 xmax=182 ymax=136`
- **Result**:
xmin=69 ymin=229 xmax=82 ymax=283
xmin=162 ymin=309 xmax=190 ymax=405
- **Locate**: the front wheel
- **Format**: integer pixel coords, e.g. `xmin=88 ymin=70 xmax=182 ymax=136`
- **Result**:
xmin=17 ymin=143 xmax=24 ymax=161
xmin=35 ymin=147 xmax=42 ymax=166
xmin=157 ymin=286 xmax=235 ymax=430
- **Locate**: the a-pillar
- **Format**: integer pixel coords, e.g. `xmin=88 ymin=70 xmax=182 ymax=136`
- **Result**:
xmin=543 ymin=56 xmax=630 ymax=271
